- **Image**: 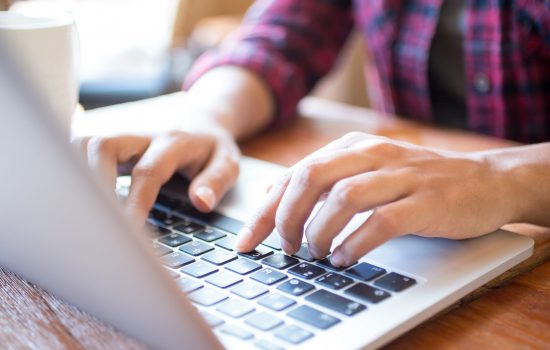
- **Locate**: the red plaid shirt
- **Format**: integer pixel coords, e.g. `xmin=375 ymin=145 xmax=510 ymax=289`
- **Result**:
xmin=185 ymin=0 xmax=550 ymax=143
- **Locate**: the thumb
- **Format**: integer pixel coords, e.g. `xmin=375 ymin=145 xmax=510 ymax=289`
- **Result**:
xmin=188 ymin=146 xmax=240 ymax=212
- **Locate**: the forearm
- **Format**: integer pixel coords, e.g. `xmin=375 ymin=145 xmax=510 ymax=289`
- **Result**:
xmin=481 ymin=142 xmax=550 ymax=227
xmin=186 ymin=66 xmax=274 ymax=141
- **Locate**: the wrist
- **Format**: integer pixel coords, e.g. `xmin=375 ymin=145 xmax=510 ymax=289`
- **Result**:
xmin=175 ymin=93 xmax=241 ymax=140
xmin=185 ymin=66 xmax=274 ymax=140
xmin=475 ymin=150 xmax=529 ymax=224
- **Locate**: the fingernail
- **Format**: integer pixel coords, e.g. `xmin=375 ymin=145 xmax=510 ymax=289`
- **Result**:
xmin=195 ymin=186 xmax=216 ymax=210
xmin=281 ymin=239 xmax=295 ymax=254
xmin=330 ymin=248 xmax=345 ymax=267
xmin=235 ymin=227 xmax=253 ymax=252
xmin=307 ymin=244 xmax=321 ymax=260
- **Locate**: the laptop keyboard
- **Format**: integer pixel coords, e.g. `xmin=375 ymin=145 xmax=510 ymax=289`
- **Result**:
xmin=147 ymin=202 xmax=419 ymax=348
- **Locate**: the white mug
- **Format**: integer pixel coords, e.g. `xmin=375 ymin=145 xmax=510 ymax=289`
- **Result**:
xmin=0 ymin=11 xmax=79 ymax=134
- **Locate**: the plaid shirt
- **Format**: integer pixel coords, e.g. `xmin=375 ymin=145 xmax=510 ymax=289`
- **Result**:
xmin=185 ymin=0 xmax=550 ymax=143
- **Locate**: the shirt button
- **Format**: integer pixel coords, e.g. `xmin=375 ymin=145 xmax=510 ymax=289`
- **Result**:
xmin=473 ymin=72 xmax=491 ymax=93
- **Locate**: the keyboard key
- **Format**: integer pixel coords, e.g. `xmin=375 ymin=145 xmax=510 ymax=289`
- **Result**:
xmin=277 ymin=279 xmax=315 ymax=296
xmin=288 ymin=262 xmax=326 ymax=280
xmin=245 ymin=311 xmax=284 ymax=331
xmin=250 ymin=268 xmax=287 ymax=285
xmin=305 ymin=289 xmax=366 ymax=316
xmin=287 ymin=305 xmax=340 ymax=330
xmin=262 ymin=232 xmax=282 ymax=250
xmin=345 ymin=262 xmax=386 ymax=281
xmin=149 ymin=209 xmax=182 ymax=226
xmin=292 ymin=243 xmax=316 ymax=262
xmin=179 ymin=241 xmax=214 ymax=256
xmin=155 ymin=193 xmax=182 ymax=210
xmin=201 ymin=250 xmax=237 ymax=265
xmin=158 ymin=233 xmax=192 ymax=247
xmin=315 ymin=272 xmax=354 ymax=290
xmin=262 ymin=254 xmax=300 ymax=270
xmin=238 ymin=245 xmax=274 ymax=260
xmin=205 ymin=271 xmax=243 ymax=288
xmin=258 ymin=293 xmax=296 ymax=311
xmin=374 ymin=272 xmax=416 ymax=292
xmin=317 ymin=257 xmax=356 ymax=271
xmin=152 ymin=243 xmax=172 ymax=256
xmin=220 ymin=325 xmax=254 ymax=340
xmin=147 ymin=223 xmax=171 ymax=236
xmin=176 ymin=276 xmax=203 ymax=293
xmin=225 ymin=259 xmax=262 ymax=275
xmin=188 ymin=287 xmax=227 ymax=306
xmin=173 ymin=221 xmax=205 ymax=234
xmin=181 ymin=261 xmax=218 ymax=278
xmin=216 ymin=299 xmax=255 ymax=318
xmin=172 ymin=205 xmax=244 ymax=234
xmin=200 ymin=311 xmax=224 ymax=328
xmin=215 ymin=235 xmax=236 ymax=251
xmin=231 ymin=281 xmax=269 ymax=300
xmin=274 ymin=325 xmax=313 ymax=345
xmin=253 ymin=339 xmax=284 ymax=350
xmin=344 ymin=283 xmax=391 ymax=304
xmin=160 ymin=251 xmax=195 ymax=269
xmin=193 ymin=228 xmax=226 ymax=242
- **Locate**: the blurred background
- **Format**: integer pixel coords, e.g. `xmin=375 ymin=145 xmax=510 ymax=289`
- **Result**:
xmin=1 ymin=0 xmax=369 ymax=111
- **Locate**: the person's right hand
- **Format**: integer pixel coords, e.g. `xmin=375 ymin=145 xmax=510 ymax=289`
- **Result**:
xmin=72 ymin=124 xmax=240 ymax=224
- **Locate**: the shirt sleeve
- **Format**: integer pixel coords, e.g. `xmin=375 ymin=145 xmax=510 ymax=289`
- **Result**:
xmin=516 ymin=0 xmax=550 ymax=57
xmin=183 ymin=0 xmax=354 ymax=127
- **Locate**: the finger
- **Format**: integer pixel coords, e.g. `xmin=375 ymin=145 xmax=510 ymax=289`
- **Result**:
xmin=305 ymin=170 xmax=412 ymax=259
xmin=86 ymin=135 xmax=151 ymax=188
xmin=234 ymin=172 xmax=292 ymax=253
xmin=330 ymin=198 xmax=418 ymax=267
xmin=235 ymin=132 xmax=371 ymax=253
xmin=188 ymin=142 xmax=240 ymax=212
xmin=274 ymin=149 xmax=374 ymax=254
xmin=125 ymin=137 xmax=184 ymax=223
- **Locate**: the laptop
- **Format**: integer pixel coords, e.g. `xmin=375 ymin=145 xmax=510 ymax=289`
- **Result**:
xmin=0 ymin=45 xmax=534 ymax=350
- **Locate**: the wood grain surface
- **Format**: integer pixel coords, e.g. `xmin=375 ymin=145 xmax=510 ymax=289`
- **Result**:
xmin=1 ymin=95 xmax=548 ymax=349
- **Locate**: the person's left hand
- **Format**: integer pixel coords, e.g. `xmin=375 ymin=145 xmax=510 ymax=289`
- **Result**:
xmin=234 ymin=132 xmax=520 ymax=267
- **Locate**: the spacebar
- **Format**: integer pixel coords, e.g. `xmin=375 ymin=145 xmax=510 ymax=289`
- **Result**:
xmin=305 ymin=289 xmax=366 ymax=316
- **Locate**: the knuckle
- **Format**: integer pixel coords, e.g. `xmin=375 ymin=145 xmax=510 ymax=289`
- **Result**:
xmin=274 ymin=210 xmax=294 ymax=240
xmin=160 ymin=130 xmax=191 ymax=147
xmin=219 ymin=137 xmax=241 ymax=158
xmin=131 ymin=165 xmax=159 ymax=182
xmin=342 ymin=131 xmax=367 ymax=141
xmin=294 ymin=161 xmax=322 ymax=187
xmin=163 ymin=130 xmax=187 ymax=140
xmin=371 ymin=207 xmax=399 ymax=237
xmin=219 ymin=150 xmax=240 ymax=170
xmin=201 ymin=158 xmax=240 ymax=191
xmin=331 ymin=180 xmax=361 ymax=208
xmin=270 ymin=176 xmax=289 ymax=196
xmin=368 ymin=140 xmax=399 ymax=155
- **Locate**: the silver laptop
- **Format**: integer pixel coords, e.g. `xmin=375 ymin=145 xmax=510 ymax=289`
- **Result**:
xmin=0 ymin=46 xmax=534 ymax=350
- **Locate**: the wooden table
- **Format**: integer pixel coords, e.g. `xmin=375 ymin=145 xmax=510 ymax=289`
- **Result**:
xmin=1 ymin=94 xmax=548 ymax=349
